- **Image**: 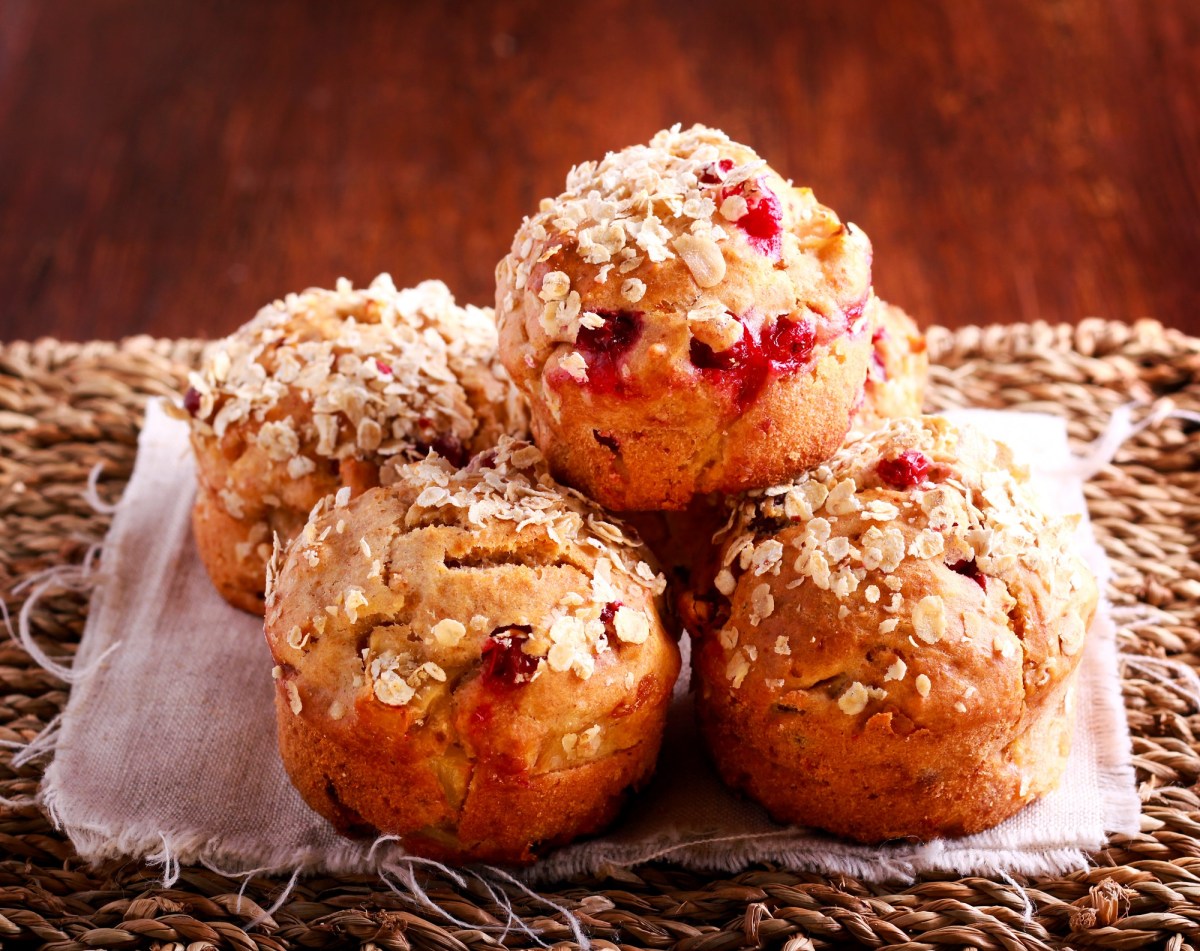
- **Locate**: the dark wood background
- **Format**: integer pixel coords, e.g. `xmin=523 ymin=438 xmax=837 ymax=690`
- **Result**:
xmin=1 ymin=0 xmax=1196 ymax=342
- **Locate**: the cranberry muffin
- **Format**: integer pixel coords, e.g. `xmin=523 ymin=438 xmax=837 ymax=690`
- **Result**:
xmin=264 ymin=438 xmax=680 ymax=863
xmin=854 ymin=296 xmax=928 ymax=430
xmin=179 ymin=275 xmax=526 ymax=614
xmin=686 ymin=416 xmax=1097 ymax=842
xmin=496 ymin=124 xmax=874 ymax=510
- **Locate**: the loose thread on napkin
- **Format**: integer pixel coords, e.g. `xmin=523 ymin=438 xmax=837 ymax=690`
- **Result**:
xmin=1053 ymin=397 xmax=1200 ymax=481
xmin=484 ymin=865 xmax=591 ymax=951
xmin=996 ymin=869 xmax=1035 ymax=922
xmin=147 ymin=833 xmax=182 ymax=888
xmin=253 ymin=868 xmax=301 ymax=929
xmin=9 ymin=545 xmax=116 ymax=685
xmin=84 ymin=462 xmax=121 ymax=515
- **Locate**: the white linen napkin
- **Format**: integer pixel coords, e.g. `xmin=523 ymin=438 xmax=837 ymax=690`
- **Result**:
xmin=37 ymin=402 xmax=1138 ymax=884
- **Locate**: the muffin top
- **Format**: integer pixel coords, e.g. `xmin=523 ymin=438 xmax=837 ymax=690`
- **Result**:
xmin=496 ymin=123 xmax=872 ymax=417
xmin=693 ymin=416 xmax=1095 ymax=726
xmin=265 ymin=437 xmax=672 ymax=724
xmin=182 ymin=275 xmax=521 ymax=469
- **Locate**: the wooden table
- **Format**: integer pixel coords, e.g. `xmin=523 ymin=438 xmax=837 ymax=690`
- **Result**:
xmin=1 ymin=0 xmax=1196 ymax=341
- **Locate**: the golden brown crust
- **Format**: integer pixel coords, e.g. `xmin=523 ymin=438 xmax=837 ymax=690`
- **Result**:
xmin=624 ymin=496 xmax=730 ymax=590
xmin=274 ymin=663 xmax=669 ymax=863
xmin=191 ymin=485 xmax=276 ymax=615
xmin=687 ymin=416 xmax=1097 ymax=842
xmin=177 ymin=276 xmax=528 ymax=614
xmin=525 ymin=326 xmax=871 ymax=510
xmin=496 ymin=124 xmax=873 ymax=510
xmin=264 ymin=439 xmax=680 ymax=862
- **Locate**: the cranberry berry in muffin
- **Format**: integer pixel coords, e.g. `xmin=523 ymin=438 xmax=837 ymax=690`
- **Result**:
xmin=178 ymin=275 xmax=526 ymax=614
xmin=496 ymin=124 xmax=874 ymax=510
xmin=264 ymin=438 xmax=680 ymax=862
xmin=686 ymin=416 xmax=1097 ymax=842
xmin=852 ymin=294 xmax=928 ymax=432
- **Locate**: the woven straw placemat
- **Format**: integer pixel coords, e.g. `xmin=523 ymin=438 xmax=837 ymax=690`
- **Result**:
xmin=1 ymin=319 xmax=1198 ymax=950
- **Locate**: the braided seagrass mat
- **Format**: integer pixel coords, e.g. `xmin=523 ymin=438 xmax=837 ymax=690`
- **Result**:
xmin=1 ymin=319 xmax=1199 ymax=950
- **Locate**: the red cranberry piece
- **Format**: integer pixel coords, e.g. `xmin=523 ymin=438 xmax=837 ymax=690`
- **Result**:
xmin=761 ymin=317 xmax=816 ymax=371
xmin=481 ymin=625 xmax=538 ymax=687
xmin=375 ymin=359 xmax=393 ymax=375
xmin=600 ymin=601 xmax=622 ymax=639
xmin=949 ymin=558 xmax=988 ymax=591
xmin=735 ymin=184 xmax=783 ymax=258
xmin=183 ymin=386 xmax=202 ymax=417
xmin=690 ymin=323 xmax=770 ymax=412
xmin=430 ymin=433 xmax=467 ymax=467
xmin=845 ymin=297 xmax=868 ymax=327
xmin=468 ymin=448 xmax=498 ymax=470
xmin=699 ymin=158 xmax=735 ymax=184
xmin=717 ymin=176 xmax=783 ymax=259
xmin=877 ymin=450 xmax=930 ymax=489
xmin=574 ymin=310 xmax=643 ymax=393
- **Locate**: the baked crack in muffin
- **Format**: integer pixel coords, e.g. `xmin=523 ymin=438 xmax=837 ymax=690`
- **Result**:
xmin=686 ymin=416 xmax=1098 ymax=842
xmin=178 ymin=275 xmax=527 ymax=614
xmin=264 ymin=438 xmax=680 ymax=863
xmin=496 ymin=124 xmax=874 ymax=510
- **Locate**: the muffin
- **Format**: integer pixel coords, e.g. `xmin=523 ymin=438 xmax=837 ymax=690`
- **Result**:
xmin=624 ymin=498 xmax=730 ymax=587
xmin=178 ymin=275 xmax=526 ymax=614
xmin=496 ymin=123 xmax=874 ymax=511
xmin=685 ymin=416 xmax=1097 ymax=842
xmin=264 ymin=438 xmax=680 ymax=863
xmin=854 ymin=296 xmax=928 ymax=430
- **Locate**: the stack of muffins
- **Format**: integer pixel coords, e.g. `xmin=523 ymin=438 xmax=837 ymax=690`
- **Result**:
xmin=179 ymin=125 xmax=1097 ymax=862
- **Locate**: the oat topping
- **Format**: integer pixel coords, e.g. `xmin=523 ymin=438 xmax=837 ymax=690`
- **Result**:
xmin=343 ymin=587 xmax=369 ymax=623
xmin=726 ymin=649 xmax=752 ymax=689
xmin=285 ymin=436 xmax=666 ymax=710
xmin=748 ymin=583 xmax=774 ymax=626
xmin=620 ymin=278 xmax=647 ymax=303
xmin=673 ymin=233 xmax=727 ymax=287
xmin=911 ymin=595 xmax=946 ymax=644
xmin=377 ymin=440 xmax=667 ymax=617
xmin=180 ymin=277 xmax=517 ymax=521
xmin=613 ymin=606 xmax=651 ymax=644
xmin=497 ymin=124 xmax=870 ymax=361
xmin=431 ymin=618 xmax=467 ymax=646
xmin=710 ymin=416 xmax=1087 ymax=708
xmin=837 ymin=682 xmax=869 ymax=715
